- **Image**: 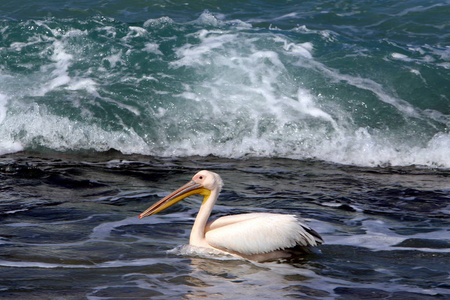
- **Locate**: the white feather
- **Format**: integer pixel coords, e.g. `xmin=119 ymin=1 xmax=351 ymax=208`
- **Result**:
xmin=205 ymin=212 xmax=321 ymax=255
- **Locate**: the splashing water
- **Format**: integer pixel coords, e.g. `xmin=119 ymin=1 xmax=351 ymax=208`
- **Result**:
xmin=0 ymin=9 xmax=449 ymax=167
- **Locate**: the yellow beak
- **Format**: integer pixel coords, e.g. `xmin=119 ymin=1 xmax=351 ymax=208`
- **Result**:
xmin=139 ymin=180 xmax=210 ymax=219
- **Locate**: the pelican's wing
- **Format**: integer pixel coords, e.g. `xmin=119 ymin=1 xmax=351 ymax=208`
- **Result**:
xmin=205 ymin=213 xmax=323 ymax=255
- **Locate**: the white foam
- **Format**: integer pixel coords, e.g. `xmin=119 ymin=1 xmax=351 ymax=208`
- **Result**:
xmin=194 ymin=10 xmax=222 ymax=27
xmin=160 ymin=26 xmax=450 ymax=168
xmin=296 ymin=88 xmax=336 ymax=125
xmin=67 ymin=78 xmax=98 ymax=94
xmin=280 ymin=39 xmax=313 ymax=58
xmin=143 ymin=42 xmax=163 ymax=55
xmin=0 ymin=108 xmax=149 ymax=155
xmin=0 ymin=94 xmax=24 ymax=154
xmin=0 ymin=93 xmax=7 ymax=124
xmin=1 ymin=17 xmax=448 ymax=168
xmin=128 ymin=26 xmax=147 ymax=36
xmin=143 ymin=16 xmax=174 ymax=28
xmin=391 ymin=52 xmax=411 ymax=61
xmin=0 ymin=140 xmax=23 ymax=156
xmin=304 ymin=60 xmax=421 ymax=118
xmin=170 ymin=29 xmax=238 ymax=68
xmin=35 ymin=40 xmax=73 ymax=96
xmin=103 ymin=51 xmax=124 ymax=68
xmin=192 ymin=10 xmax=252 ymax=29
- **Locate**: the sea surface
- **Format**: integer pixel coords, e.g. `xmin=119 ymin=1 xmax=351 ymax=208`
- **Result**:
xmin=0 ymin=0 xmax=449 ymax=299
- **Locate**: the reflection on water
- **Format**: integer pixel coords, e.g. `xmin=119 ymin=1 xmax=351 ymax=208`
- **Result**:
xmin=0 ymin=152 xmax=449 ymax=299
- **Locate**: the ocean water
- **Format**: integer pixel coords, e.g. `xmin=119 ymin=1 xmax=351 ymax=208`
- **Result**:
xmin=0 ymin=1 xmax=449 ymax=299
xmin=1 ymin=0 xmax=449 ymax=167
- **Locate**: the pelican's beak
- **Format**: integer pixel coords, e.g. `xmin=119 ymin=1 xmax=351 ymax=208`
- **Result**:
xmin=139 ymin=180 xmax=209 ymax=219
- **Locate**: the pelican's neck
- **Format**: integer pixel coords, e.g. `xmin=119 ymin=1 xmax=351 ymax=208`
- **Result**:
xmin=189 ymin=188 xmax=219 ymax=248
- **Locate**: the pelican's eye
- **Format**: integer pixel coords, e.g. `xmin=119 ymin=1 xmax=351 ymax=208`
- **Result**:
xmin=199 ymin=176 xmax=203 ymax=180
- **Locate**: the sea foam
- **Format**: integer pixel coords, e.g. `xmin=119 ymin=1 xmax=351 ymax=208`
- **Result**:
xmin=0 ymin=14 xmax=448 ymax=168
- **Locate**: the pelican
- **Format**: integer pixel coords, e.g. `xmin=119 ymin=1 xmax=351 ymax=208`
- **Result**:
xmin=139 ymin=170 xmax=323 ymax=262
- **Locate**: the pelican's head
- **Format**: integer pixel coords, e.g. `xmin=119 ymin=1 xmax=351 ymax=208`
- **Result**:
xmin=139 ymin=170 xmax=223 ymax=219
xmin=194 ymin=170 xmax=223 ymax=191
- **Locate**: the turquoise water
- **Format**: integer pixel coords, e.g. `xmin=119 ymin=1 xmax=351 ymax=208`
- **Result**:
xmin=0 ymin=1 xmax=449 ymax=299
xmin=1 ymin=0 xmax=449 ymax=167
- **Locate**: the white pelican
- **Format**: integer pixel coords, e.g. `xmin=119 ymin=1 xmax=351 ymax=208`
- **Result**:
xmin=139 ymin=170 xmax=323 ymax=262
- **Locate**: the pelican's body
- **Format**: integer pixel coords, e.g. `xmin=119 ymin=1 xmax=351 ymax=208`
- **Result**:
xmin=139 ymin=170 xmax=323 ymax=262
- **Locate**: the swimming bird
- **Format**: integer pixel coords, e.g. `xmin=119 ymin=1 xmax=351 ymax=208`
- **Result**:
xmin=139 ymin=170 xmax=323 ymax=262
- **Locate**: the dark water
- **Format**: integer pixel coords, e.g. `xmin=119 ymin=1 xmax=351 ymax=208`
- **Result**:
xmin=0 ymin=151 xmax=449 ymax=299
xmin=1 ymin=0 xmax=450 ymax=298
xmin=1 ymin=0 xmax=449 ymax=167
